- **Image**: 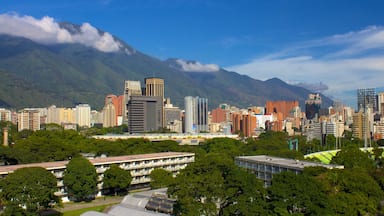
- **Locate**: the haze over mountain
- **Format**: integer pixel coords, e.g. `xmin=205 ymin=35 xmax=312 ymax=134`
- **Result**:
xmin=0 ymin=18 xmax=332 ymax=110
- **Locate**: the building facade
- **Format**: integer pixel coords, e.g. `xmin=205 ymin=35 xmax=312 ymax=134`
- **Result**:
xmin=17 ymin=109 xmax=41 ymax=131
xmin=0 ymin=152 xmax=195 ymax=202
xmin=235 ymin=155 xmax=342 ymax=187
xmin=305 ymin=93 xmax=322 ymax=120
xmin=75 ymin=104 xmax=91 ymax=128
xmin=357 ymin=88 xmax=376 ymax=112
xmin=184 ymin=96 xmax=208 ymax=133
xmin=128 ymin=96 xmax=163 ymax=133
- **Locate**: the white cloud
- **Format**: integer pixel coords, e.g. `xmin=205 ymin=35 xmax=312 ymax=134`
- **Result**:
xmin=175 ymin=59 xmax=219 ymax=72
xmin=0 ymin=13 xmax=125 ymax=53
xmin=226 ymin=26 xmax=384 ymax=107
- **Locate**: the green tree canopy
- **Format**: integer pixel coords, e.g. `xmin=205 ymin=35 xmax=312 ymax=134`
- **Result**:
xmin=169 ymin=153 xmax=268 ymax=215
xmin=149 ymin=168 xmax=174 ymax=189
xmin=0 ymin=167 xmax=59 ymax=215
xmin=331 ymin=145 xmax=375 ymax=170
xmin=63 ymin=156 xmax=98 ymax=202
xmin=103 ymin=164 xmax=132 ymax=196
xmin=268 ymin=171 xmax=330 ymax=215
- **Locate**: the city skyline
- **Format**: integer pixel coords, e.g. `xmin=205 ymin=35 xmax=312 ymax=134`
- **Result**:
xmin=2 ymin=1 xmax=384 ymax=107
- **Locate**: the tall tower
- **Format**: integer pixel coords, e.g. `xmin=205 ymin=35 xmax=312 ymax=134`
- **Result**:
xmin=145 ymin=77 xmax=164 ymax=98
xmin=145 ymin=77 xmax=165 ymax=127
xmin=377 ymin=92 xmax=384 ymax=116
xmin=3 ymin=127 xmax=8 ymax=147
xmin=123 ymin=81 xmax=142 ymax=124
xmin=75 ymin=104 xmax=91 ymax=128
xmin=184 ymin=96 xmax=208 ymax=133
xmin=102 ymin=95 xmax=117 ymax=127
xmin=357 ymin=88 xmax=376 ymax=112
xmin=127 ymin=96 xmax=163 ymax=133
xmin=305 ymin=93 xmax=322 ymax=120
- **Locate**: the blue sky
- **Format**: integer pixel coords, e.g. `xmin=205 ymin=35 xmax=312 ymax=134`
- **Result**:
xmin=2 ymin=0 xmax=384 ymax=107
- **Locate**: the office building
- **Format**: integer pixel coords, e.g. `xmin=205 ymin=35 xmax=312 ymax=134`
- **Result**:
xmin=0 ymin=152 xmax=195 ymax=202
xmin=266 ymin=101 xmax=299 ymax=119
xmin=235 ymin=155 xmax=342 ymax=187
xmin=378 ymin=92 xmax=384 ymax=116
xmin=357 ymin=88 xmax=376 ymax=112
xmin=75 ymin=104 xmax=91 ymax=128
xmin=128 ymin=96 xmax=163 ymax=133
xmin=184 ymin=96 xmax=208 ymax=133
xmin=102 ymin=95 xmax=117 ymax=128
xmin=305 ymin=93 xmax=322 ymax=120
xmin=123 ymin=80 xmax=142 ymax=123
xmin=17 ymin=109 xmax=41 ymax=131
xmin=145 ymin=77 xmax=164 ymax=98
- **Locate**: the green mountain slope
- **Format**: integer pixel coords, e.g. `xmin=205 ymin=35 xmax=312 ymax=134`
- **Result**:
xmin=0 ymin=34 xmax=332 ymax=110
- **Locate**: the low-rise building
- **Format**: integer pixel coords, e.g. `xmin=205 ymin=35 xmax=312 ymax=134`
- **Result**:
xmin=0 ymin=152 xmax=195 ymax=202
xmin=235 ymin=155 xmax=343 ymax=187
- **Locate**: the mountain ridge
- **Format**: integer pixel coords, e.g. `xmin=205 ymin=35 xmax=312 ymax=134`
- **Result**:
xmin=0 ymin=30 xmax=333 ymax=110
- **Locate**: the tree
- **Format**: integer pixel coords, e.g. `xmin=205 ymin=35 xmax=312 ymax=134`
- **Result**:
xmin=103 ymin=164 xmax=132 ymax=196
xmin=169 ymin=154 xmax=268 ymax=215
xmin=149 ymin=168 xmax=174 ymax=189
xmin=0 ymin=167 xmax=59 ymax=215
xmin=63 ymin=156 xmax=98 ymax=202
xmin=331 ymin=145 xmax=375 ymax=170
xmin=268 ymin=171 xmax=330 ymax=215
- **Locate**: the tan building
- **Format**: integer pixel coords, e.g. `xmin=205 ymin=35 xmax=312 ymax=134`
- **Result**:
xmin=145 ymin=77 xmax=164 ymax=98
xmin=17 ymin=109 xmax=40 ymax=131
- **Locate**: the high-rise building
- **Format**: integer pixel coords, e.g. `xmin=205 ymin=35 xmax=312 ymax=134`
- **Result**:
xmin=305 ymin=93 xmax=322 ymax=120
xmin=17 ymin=109 xmax=40 ymax=131
xmin=102 ymin=95 xmax=117 ymax=128
xmin=184 ymin=96 xmax=208 ymax=133
xmin=75 ymin=104 xmax=91 ymax=128
xmin=145 ymin=77 xmax=165 ymax=127
xmin=357 ymin=88 xmax=376 ymax=112
xmin=265 ymin=101 xmax=299 ymax=119
xmin=123 ymin=80 xmax=142 ymax=123
xmin=0 ymin=108 xmax=12 ymax=122
xmin=378 ymin=92 xmax=384 ymax=116
xmin=128 ymin=96 xmax=163 ymax=133
xmin=145 ymin=77 xmax=164 ymax=98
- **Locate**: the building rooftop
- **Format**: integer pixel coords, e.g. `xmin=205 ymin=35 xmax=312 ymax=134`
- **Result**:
xmin=236 ymin=155 xmax=343 ymax=170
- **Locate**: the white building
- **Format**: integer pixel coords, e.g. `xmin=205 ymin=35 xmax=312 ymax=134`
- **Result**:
xmin=0 ymin=152 xmax=195 ymax=202
xmin=76 ymin=104 xmax=91 ymax=128
xmin=184 ymin=96 xmax=208 ymax=133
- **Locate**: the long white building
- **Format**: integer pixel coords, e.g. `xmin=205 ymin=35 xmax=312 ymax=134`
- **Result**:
xmin=0 ymin=152 xmax=195 ymax=202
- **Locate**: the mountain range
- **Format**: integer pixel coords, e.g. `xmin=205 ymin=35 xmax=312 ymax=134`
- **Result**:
xmin=0 ymin=23 xmax=333 ymax=110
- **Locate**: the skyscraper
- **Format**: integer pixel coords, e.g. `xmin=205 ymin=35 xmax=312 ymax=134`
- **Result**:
xmin=145 ymin=77 xmax=165 ymax=127
xmin=184 ymin=96 xmax=208 ymax=133
xmin=145 ymin=77 xmax=164 ymax=98
xmin=127 ymin=96 xmax=163 ymax=133
xmin=357 ymin=88 xmax=376 ymax=112
xmin=305 ymin=93 xmax=322 ymax=120
xmin=75 ymin=104 xmax=91 ymax=128
xmin=377 ymin=92 xmax=384 ymax=116
xmin=102 ymin=95 xmax=117 ymax=128
xmin=123 ymin=80 xmax=142 ymax=123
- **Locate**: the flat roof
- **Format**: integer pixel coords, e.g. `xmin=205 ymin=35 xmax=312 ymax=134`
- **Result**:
xmin=235 ymin=155 xmax=343 ymax=170
xmin=0 ymin=152 xmax=195 ymax=175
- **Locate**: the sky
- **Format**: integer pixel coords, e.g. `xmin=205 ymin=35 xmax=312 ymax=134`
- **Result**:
xmin=2 ymin=0 xmax=384 ymax=108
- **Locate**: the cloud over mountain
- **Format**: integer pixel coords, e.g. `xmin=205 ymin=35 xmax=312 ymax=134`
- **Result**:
xmin=174 ymin=59 xmax=219 ymax=72
xmin=0 ymin=13 xmax=123 ymax=52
